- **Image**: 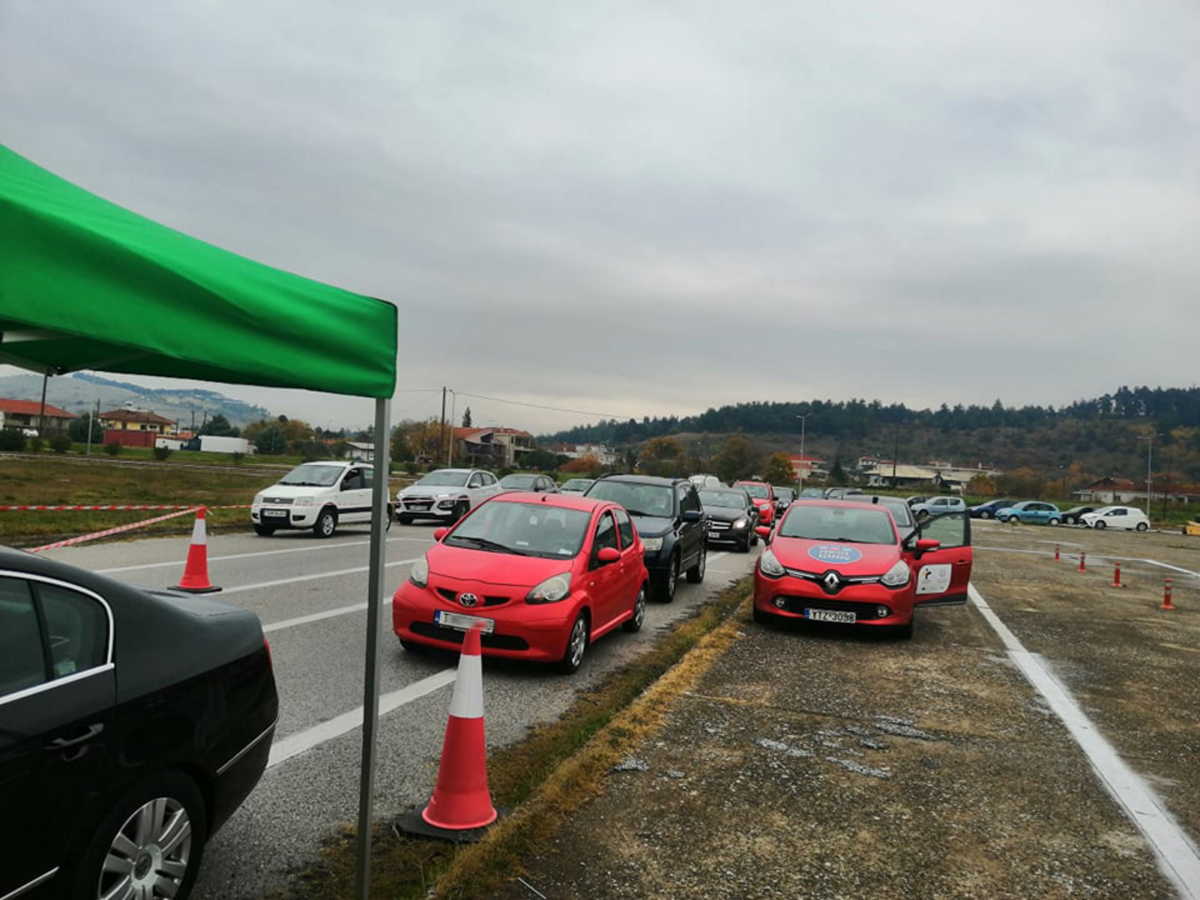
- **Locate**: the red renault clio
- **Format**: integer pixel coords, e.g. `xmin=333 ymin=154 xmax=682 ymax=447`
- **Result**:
xmin=734 ymin=480 xmax=776 ymax=526
xmin=752 ymin=499 xmax=973 ymax=638
xmin=393 ymin=492 xmax=649 ymax=673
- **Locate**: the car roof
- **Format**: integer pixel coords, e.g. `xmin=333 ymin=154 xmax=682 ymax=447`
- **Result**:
xmin=492 ymin=491 xmax=606 ymax=512
xmin=599 ymin=474 xmax=684 ymax=486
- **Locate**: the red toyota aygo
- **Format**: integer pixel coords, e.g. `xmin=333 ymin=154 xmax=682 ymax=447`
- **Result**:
xmin=734 ymin=480 xmax=776 ymax=526
xmin=753 ymin=499 xmax=973 ymax=639
xmin=392 ymin=492 xmax=649 ymax=673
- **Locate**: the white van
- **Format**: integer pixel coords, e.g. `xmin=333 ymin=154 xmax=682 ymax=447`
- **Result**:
xmin=251 ymin=460 xmax=389 ymax=537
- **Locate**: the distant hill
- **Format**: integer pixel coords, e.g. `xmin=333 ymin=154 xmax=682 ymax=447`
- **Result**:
xmin=0 ymin=372 xmax=271 ymax=428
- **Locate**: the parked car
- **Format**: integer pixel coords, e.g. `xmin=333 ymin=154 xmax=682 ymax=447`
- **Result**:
xmin=969 ymin=499 xmax=1014 ymax=519
xmin=698 ymin=487 xmax=759 ymax=552
xmin=395 ymin=468 xmax=502 ymax=524
xmin=688 ymin=474 xmax=724 ymax=489
xmin=752 ymin=500 xmax=973 ymax=639
xmin=996 ymin=501 xmax=1062 ymax=525
xmin=0 ymin=546 xmax=278 ymax=900
xmin=911 ymin=496 xmax=967 ymax=519
xmin=252 ymin=460 xmax=390 ymax=538
xmin=864 ymin=495 xmax=916 ymax=532
xmin=499 ymin=472 xmax=559 ymax=493
xmin=734 ymin=481 xmax=777 ymax=526
xmin=774 ymin=487 xmax=796 ymax=517
xmin=904 ymin=495 xmax=929 ymax=507
xmin=559 ymin=478 xmax=595 ymax=495
xmin=798 ymin=487 xmax=824 ymax=498
xmin=1080 ymin=506 xmax=1150 ymax=531
xmin=391 ymin=493 xmax=648 ymax=673
xmin=1059 ymin=505 xmax=1097 ymax=525
xmin=825 ymin=487 xmax=865 ymax=500
xmin=585 ymin=475 xmax=707 ymax=602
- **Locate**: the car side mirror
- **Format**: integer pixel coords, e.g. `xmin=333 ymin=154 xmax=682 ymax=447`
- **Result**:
xmin=597 ymin=546 xmax=621 ymax=564
xmin=756 ymin=526 xmax=772 ymax=542
xmin=433 ymin=527 xmax=448 ymax=541
xmin=681 ymin=509 xmax=702 ymax=523
xmin=912 ymin=538 xmax=940 ymax=557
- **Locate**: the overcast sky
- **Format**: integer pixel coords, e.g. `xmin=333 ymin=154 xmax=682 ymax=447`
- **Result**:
xmin=3 ymin=1 xmax=1197 ymax=434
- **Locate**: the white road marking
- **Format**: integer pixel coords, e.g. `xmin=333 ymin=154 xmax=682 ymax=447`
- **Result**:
xmin=220 ymin=557 xmax=420 ymax=595
xmin=263 ymin=602 xmax=369 ymax=633
xmin=978 ymin=546 xmax=1200 ymax=580
xmin=969 ymin=584 xmax=1200 ymax=898
xmin=267 ymin=668 xmax=457 ymax=768
xmin=97 ymin=535 xmax=431 ymax=574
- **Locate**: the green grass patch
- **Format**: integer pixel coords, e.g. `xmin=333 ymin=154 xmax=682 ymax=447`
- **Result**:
xmin=283 ymin=576 xmax=753 ymax=900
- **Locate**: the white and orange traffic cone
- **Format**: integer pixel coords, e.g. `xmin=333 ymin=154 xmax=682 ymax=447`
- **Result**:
xmin=175 ymin=507 xmax=221 ymax=593
xmin=421 ymin=625 xmax=498 ymax=832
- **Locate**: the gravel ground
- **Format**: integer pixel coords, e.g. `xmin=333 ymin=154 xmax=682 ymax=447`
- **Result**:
xmin=502 ymin=526 xmax=1189 ymax=899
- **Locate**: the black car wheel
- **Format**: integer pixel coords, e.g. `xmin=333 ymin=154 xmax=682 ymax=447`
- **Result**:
xmin=1048 ymin=517 xmax=1060 ymax=526
xmin=623 ymin=585 xmax=647 ymax=632
xmin=558 ymin=613 xmax=589 ymax=674
xmin=738 ymin=535 xmax=751 ymax=553
xmin=981 ymin=511 xmax=992 ymax=519
xmin=1136 ymin=521 xmax=1149 ymax=532
xmin=313 ymin=507 xmax=337 ymax=538
xmin=73 ymin=771 xmax=207 ymax=900
xmin=253 ymin=524 xmax=275 ymax=537
xmin=397 ymin=513 xmax=413 ymax=525
xmin=656 ymin=554 xmax=679 ymax=603
xmin=453 ymin=500 xmax=469 ymax=521
xmin=686 ymin=546 xmax=706 ymax=583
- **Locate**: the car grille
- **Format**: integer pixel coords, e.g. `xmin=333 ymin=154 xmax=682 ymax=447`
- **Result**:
xmin=410 ymin=622 xmax=529 ymax=650
xmin=403 ymin=495 xmax=434 ymax=509
xmin=772 ymin=595 xmax=890 ymax=620
xmin=436 ymin=588 xmax=510 ymax=607
xmin=263 ymin=497 xmax=293 ymax=505
xmin=708 ymin=521 xmax=732 ymax=530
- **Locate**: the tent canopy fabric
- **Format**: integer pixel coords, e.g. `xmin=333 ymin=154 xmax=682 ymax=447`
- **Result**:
xmin=0 ymin=145 xmax=396 ymax=398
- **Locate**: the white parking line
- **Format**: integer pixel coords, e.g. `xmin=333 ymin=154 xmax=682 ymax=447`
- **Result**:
xmin=268 ymin=667 xmax=457 ymax=768
xmin=263 ymin=601 xmax=370 ymax=633
xmin=221 ymin=557 xmax=420 ymax=595
xmin=969 ymin=584 xmax=1200 ymax=898
xmin=97 ymin=535 xmax=431 ymax=574
xmin=978 ymin=546 xmax=1200 ymax=580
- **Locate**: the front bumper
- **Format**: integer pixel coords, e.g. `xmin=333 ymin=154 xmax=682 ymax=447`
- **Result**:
xmin=392 ymin=581 xmax=578 ymax=662
xmin=397 ymin=496 xmax=460 ymax=519
xmin=705 ymin=521 xmax=752 ymax=544
xmin=251 ymin=504 xmax=316 ymax=528
xmin=753 ymin=571 xmax=914 ymax=625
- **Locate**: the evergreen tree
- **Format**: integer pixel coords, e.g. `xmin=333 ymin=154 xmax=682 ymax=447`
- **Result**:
xmin=462 ymin=406 xmax=473 ymax=428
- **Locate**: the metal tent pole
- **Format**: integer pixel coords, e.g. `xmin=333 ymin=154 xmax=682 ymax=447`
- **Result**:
xmin=354 ymin=397 xmax=391 ymax=900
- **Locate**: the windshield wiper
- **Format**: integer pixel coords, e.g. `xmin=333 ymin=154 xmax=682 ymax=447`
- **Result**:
xmin=449 ymin=536 xmax=530 ymax=556
xmin=623 ymin=508 xmax=653 ymax=517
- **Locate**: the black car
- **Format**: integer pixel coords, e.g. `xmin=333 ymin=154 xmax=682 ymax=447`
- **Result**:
xmin=773 ymin=487 xmax=796 ymax=518
xmin=969 ymin=498 xmax=1014 ymax=519
xmin=585 ymin=475 xmax=707 ymax=602
xmin=698 ymin=487 xmax=759 ymax=552
xmin=0 ymin=547 xmax=278 ymax=900
xmin=1060 ymin=505 xmax=1096 ymax=525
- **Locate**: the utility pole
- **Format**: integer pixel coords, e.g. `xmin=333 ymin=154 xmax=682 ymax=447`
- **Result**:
xmin=1138 ymin=433 xmax=1154 ymax=519
xmin=86 ymin=398 xmax=99 ymax=455
xmin=795 ymin=414 xmax=809 ymax=486
xmin=38 ymin=370 xmax=49 ymax=435
xmin=891 ymin=427 xmax=899 ymax=489
xmin=447 ymin=389 xmax=457 ymax=466
xmin=439 ymin=386 xmax=447 ymax=466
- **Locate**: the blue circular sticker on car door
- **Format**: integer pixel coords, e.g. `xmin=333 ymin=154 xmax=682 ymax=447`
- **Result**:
xmin=808 ymin=544 xmax=863 ymax=564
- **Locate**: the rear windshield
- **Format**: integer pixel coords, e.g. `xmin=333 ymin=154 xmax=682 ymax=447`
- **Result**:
xmin=779 ymin=505 xmax=896 ymax=545
xmin=446 ymin=501 xmax=590 ymax=559
xmin=738 ymin=483 xmax=769 ymax=499
xmin=500 ymin=474 xmax=538 ymax=489
xmin=700 ymin=490 xmax=748 ymax=509
xmin=586 ymin=481 xmax=674 ymax=517
xmin=562 ymin=479 xmax=593 ymax=490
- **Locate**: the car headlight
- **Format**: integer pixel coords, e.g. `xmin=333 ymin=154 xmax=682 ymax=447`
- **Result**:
xmin=759 ymin=548 xmax=785 ymax=578
xmin=733 ymin=518 xmax=748 ymax=529
xmin=253 ymin=493 xmax=265 ymax=505
xmin=641 ymin=536 xmax=664 ymax=552
xmin=294 ymin=496 xmax=317 ymax=507
xmin=436 ymin=492 xmax=454 ymax=500
xmin=526 ymin=572 xmax=572 ymax=604
xmin=410 ymin=557 xmax=429 ymax=587
xmin=881 ymin=559 xmax=910 ymax=588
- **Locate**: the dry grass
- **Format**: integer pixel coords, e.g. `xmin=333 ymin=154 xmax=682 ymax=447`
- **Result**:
xmin=284 ymin=577 xmax=753 ymax=900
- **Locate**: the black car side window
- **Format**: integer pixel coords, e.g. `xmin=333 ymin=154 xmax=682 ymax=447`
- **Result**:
xmin=342 ymin=470 xmax=365 ymax=491
xmin=614 ymin=509 xmax=635 ymax=547
xmin=35 ymin=582 xmax=108 ymax=679
xmin=591 ymin=513 xmax=619 ymax=567
xmin=0 ymin=577 xmax=46 ymax=696
xmin=680 ymin=487 xmax=701 ymax=515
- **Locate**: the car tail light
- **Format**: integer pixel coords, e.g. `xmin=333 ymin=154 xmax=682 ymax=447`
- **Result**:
xmin=264 ymin=637 xmax=273 ymax=668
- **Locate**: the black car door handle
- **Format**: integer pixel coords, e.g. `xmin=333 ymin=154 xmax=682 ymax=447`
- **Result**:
xmin=47 ymin=723 xmax=104 ymax=749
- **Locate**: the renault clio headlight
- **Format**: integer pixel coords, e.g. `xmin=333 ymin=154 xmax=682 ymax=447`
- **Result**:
xmin=759 ymin=548 xmax=785 ymax=578
xmin=881 ymin=559 xmax=910 ymax=588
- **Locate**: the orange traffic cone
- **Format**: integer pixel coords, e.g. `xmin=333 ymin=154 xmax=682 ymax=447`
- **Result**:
xmin=421 ymin=625 xmax=497 ymax=832
xmin=1161 ymin=578 xmax=1176 ymax=611
xmin=176 ymin=507 xmax=221 ymax=593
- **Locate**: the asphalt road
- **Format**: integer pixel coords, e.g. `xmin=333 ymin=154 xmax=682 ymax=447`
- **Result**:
xmin=43 ymin=522 xmax=761 ymax=899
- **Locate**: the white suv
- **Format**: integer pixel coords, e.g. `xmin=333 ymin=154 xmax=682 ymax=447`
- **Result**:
xmin=1080 ymin=506 xmax=1151 ymax=531
xmin=395 ymin=468 xmax=501 ymax=523
xmin=252 ymin=460 xmax=385 ymax=538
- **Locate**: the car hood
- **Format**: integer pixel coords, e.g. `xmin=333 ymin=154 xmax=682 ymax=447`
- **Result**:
xmin=703 ymin=507 xmax=752 ymax=523
xmin=399 ymin=483 xmax=468 ymax=497
xmin=426 ymin=543 xmax=573 ymax=587
xmin=627 ymin=513 xmax=674 ymax=537
xmin=258 ymin=483 xmax=335 ymax=499
xmin=771 ymin=537 xmax=900 ymax=575
xmin=747 ymin=497 xmax=771 ymax=507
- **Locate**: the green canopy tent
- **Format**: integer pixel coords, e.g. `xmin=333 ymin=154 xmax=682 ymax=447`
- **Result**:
xmin=1 ymin=144 xmax=396 ymax=897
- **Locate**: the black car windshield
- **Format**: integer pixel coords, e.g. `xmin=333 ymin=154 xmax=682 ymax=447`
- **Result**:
xmin=738 ymin=484 xmax=769 ymax=499
xmin=415 ymin=471 xmax=471 ymax=487
xmin=700 ymin=490 xmax=749 ymax=509
xmin=445 ymin=501 xmax=590 ymax=559
xmin=776 ymin=489 xmax=795 ymax=501
xmin=779 ymin=505 xmax=896 ymax=545
xmin=279 ymin=463 xmax=344 ymax=487
xmin=587 ymin=481 xmax=674 ymax=517
xmin=500 ymin=474 xmax=538 ymax=489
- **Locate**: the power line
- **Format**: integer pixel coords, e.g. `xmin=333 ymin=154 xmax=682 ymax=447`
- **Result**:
xmin=451 ymin=390 xmax=627 ymax=421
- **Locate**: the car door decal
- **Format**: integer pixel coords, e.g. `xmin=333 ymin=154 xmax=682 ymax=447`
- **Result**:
xmin=916 ymin=564 xmax=952 ymax=594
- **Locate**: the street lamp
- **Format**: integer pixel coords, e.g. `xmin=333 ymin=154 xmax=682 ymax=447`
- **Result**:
xmin=795 ymin=414 xmax=809 ymax=485
xmin=1136 ymin=433 xmax=1155 ymax=519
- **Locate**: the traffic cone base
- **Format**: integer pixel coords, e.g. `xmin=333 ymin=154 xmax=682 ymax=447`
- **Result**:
xmin=176 ymin=507 xmax=221 ymax=593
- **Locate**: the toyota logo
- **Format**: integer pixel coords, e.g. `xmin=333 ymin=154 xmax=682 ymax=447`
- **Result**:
xmin=821 ymin=571 xmax=842 ymax=593
xmin=458 ymin=592 xmax=479 ymax=608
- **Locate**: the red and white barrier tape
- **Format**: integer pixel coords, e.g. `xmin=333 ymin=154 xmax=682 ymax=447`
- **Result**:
xmin=28 ymin=507 xmax=202 ymax=553
xmin=2 ymin=504 xmax=252 ymax=512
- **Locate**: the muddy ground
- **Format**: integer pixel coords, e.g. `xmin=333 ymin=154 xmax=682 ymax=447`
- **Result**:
xmin=499 ymin=521 xmax=1197 ymax=899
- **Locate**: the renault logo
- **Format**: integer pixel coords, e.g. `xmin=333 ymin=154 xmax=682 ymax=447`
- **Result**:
xmin=459 ymin=592 xmax=479 ymax=608
xmin=822 ymin=571 xmax=842 ymax=593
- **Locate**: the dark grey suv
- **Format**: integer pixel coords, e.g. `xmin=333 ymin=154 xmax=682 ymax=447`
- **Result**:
xmin=585 ymin=475 xmax=707 ymax=601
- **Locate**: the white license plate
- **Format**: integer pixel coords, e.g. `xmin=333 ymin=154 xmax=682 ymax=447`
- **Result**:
xmin=806 ymin=608 xmax=856 ymax=624
xmin=262 ymin=509 xmax=288 ymax=518
xmin=435 ymin=610 xmax=496 ymax=633
xmin=708 ymin=531 xmax=723 ymax=539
